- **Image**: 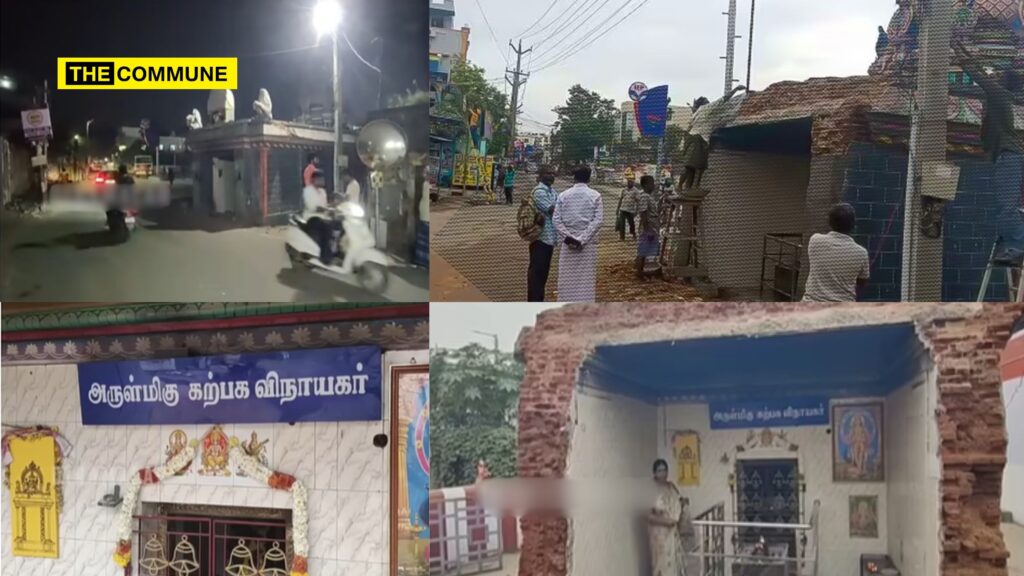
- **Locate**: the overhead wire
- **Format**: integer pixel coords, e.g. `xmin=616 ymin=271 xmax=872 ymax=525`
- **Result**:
xmin=531 ymin=0 xmax=652 ymax=72
xmin=519 ymin=0 xmax=589 ymax=40
xmin=531 ymin=0 xmax=645 ymax=69
xmin=531 ymin=0 xmax=618 ymax=58
xmin=531 ymin=0 xmax=608 ymax=52
xmin=474 ymin=0 xmax=510 ymax=65
xmin=513 ymin=0 xmax=564 ymax=39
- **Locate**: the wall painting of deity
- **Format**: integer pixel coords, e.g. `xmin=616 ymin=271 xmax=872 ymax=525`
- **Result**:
xmin=832 ymin=402 xmax=884 ymax=482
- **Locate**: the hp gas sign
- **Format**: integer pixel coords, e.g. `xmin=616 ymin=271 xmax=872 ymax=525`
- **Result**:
xmin=628 ymin=81 xmax=648 ymax=102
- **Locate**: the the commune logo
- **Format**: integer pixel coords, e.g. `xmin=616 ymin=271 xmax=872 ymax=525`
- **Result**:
xmin=58 ymin=57 xmax=237 ymax=90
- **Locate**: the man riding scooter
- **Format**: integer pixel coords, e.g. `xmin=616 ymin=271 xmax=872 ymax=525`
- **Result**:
xmin=302 ymin=169 xmax=343 ymax=265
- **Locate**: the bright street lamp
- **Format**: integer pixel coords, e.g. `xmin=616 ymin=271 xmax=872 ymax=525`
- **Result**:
xmin=312 ymin=0 xmax=342 ymax=39
xmin=0 ymin=75 xmax=13 ymax=90
xmin=312 ymin=0 xmax=344 ymax=193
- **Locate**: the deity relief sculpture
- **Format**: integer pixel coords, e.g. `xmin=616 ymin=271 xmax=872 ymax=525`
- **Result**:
xmin=199 ymin=425 xmax=231 ymax=476
xmin=165 ymin=430 xmax=190 ymax=476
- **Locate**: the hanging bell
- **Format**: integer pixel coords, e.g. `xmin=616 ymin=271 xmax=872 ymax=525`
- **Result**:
xmin=259 ymin=541 xmax=289 ymax=576
xmin=169 ymin=535 xmax=200 ymax=575
xmin=225 ymin=538 xmax=258 ymax=576
xmin=139 ymin=534 xmax=170 ymax=576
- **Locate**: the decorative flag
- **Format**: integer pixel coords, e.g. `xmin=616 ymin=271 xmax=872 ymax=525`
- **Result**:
xmin=672 ymin=431 xmax=700 ymax=486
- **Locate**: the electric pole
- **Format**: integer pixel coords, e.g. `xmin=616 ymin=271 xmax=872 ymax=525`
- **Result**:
xmin=745 ymin=0 xmax=756 ymax=90
xmin=901 ymin=0 xmax=953 ymax=301
xmin=506 ymin=40 xmax=532 ymax=157
xmin=721 ymin=0 xmax=741 ymax=96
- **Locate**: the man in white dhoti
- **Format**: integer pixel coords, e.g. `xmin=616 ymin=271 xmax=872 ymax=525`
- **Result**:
xmin=553 ymin=165 xmax=603 ymax=302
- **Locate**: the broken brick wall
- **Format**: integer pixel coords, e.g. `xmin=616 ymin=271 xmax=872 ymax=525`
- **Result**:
xmin=516 ymin=303 xmax=1020 ymax=576
xmin=923 ymin=308 xmax=1020 ymax=575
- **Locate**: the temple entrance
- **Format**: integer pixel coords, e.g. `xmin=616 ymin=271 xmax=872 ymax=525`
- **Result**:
xmin=735 ymin=458 xmax=800 ymax=560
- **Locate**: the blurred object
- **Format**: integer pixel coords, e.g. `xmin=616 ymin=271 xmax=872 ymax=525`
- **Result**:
xmin=207 ymin=89 xmax=235 ymax=124
xmin=357 ymin=119 xmax=407 ymax=169
xmin=253 ymin=88 xmax=273 ymax=122
xmin=186 ymin=108 xmax=203 ymax=130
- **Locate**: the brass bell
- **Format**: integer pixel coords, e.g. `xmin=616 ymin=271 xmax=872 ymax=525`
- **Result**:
xmin=259 ymin=541 xmax=289 ymax=576
xmin=169 ymin=535 xmax=200 ymax=575
xmin=139 ymin=534 xmax=169 ymax=576
xmin=225 ymin=538 xmax=257 ymax=576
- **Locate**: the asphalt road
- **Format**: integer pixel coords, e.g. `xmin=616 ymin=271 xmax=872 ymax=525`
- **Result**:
xmin=431 ymin=172 xmax=705 ymax=302
xmin=1 ymin=184 xmax=428 ymax=302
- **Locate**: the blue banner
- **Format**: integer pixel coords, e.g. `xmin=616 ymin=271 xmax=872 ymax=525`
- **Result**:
xmin=78 ymin=346 xmax=382 ymax=425
xmin=709 ymin=397 xmax=829 ymax=429
xmin=636 ymin=84 xmax=670 ymax=138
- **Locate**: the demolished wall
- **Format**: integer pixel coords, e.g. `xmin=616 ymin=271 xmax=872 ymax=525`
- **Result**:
xmin=515 ymin=303 xmax=1021 ymax=576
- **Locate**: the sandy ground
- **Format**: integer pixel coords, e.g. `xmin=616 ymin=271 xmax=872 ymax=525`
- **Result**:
xmin=430 ymin=173 xmax=707 ymax=302
xmin=1 ymin=196 xmax=427 ymax=302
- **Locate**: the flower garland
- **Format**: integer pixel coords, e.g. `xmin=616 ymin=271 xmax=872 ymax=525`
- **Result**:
xmin=229 ymin=437 xmax=309 ymax=576
xmin=111 ymin=435 xmax=310 ymax=576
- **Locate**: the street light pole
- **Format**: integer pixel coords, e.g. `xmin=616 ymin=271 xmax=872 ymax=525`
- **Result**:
xmin=86 ymin=119 xmax=94 ymax=174
xmin=314 ymin=0 xmax=344 ymax=192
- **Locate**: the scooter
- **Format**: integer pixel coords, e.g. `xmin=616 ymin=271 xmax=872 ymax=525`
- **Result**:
xmin=285 ymin=201 xmax=390 ymax=293
xmin=105 ymin=208 xmax=137 ymax=242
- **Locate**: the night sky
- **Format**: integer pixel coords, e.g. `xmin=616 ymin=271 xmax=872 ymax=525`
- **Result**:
xmin=0 ymin=0 xmax=426 ymax=152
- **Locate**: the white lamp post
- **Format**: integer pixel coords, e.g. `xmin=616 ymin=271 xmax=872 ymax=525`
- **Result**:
xmin=313 ymin=0 xmax=343 ymax=192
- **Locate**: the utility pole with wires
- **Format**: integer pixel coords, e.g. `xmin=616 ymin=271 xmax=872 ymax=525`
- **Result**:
xmin=720 ymin=0 xmax=741 ymax=96
xmin=506 ymin=40 xmax=532 ymax=158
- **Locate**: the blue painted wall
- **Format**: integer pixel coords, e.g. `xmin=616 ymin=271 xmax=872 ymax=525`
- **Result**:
xmin=841 ymin=142 xmax=1022 ymax=301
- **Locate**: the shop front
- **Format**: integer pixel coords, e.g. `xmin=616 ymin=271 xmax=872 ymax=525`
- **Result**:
xmin=0 ymin=303 xmax=429 ymax=576
xmin=514 ymin=303 xmax=1019 ymax=576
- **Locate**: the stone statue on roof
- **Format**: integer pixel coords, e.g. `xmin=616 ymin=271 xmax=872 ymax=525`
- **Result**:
xmin=253 ymin=88 xmax=273 ymax=122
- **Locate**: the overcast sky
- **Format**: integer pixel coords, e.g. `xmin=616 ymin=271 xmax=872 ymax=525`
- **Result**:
xmin=455 ymin=0 xmax=895 ymax=128
xmin=430 ymin=303 xmax=563 ymax=351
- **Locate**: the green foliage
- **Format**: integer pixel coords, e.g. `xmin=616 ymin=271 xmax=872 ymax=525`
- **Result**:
xmin=436 ymin=58 xmax=511 ymax=155
xmin=550 ymin=84 xmax=618 ymax=169
xmin=430 ymin=344 xmax=522 ymax=488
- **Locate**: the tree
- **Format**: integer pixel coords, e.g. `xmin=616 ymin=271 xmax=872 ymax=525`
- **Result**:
xmin=550 ymin=85 xmax=618 ymax=170
xmin=430 ymin=344 xmax=522 ymax=488
xmin=434 ymin=58 xmax=511 ymax=156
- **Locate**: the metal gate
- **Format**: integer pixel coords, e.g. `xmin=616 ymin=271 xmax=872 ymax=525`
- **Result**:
xmin=131 ymin=514 xmax=289 ymax=575
xmin=428 ymin=495 xmax=504 ymax=575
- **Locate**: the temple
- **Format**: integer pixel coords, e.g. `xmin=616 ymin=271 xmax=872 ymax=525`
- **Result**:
xmin=695 ymin=0 xmax=1023 ymax=301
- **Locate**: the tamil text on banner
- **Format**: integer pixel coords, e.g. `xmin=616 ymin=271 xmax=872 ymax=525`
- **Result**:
xmin=8 ymin=435 xmax=60 ymax=558
xmin=77 ymin=346 xmax=383 ymax=425
xmin=708 ymin=397 xmax=830 ymax=430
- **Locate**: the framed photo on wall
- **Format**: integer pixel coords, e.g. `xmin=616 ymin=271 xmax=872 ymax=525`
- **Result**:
xmin=390 ymin=364 xmax=430 ymax=576
xmin=849 ymin=495 xmax=879 ymax=538
xmin=832 ymin=402 xmax=884 ymax=482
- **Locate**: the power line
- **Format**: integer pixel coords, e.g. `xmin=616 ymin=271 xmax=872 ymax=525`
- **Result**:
xmin=474 ymin=0 xmax=510 ymax=65
xmin=532 ymin=0 xmax=618 ymax=58
xmin=340 ymin=31 xmax=381 ymax=73
xmin=513 ymin=0 xmax=563 ymax=39
xmin=519 ymin=0 xmax=588 ymax=40
xmin=532 ymin=0 xmax=652 ymax=73
xmin=532 ymin=0 xmax=645 ymax=69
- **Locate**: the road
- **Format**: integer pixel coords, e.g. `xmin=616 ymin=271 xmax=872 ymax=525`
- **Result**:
xmin=1 ymin=183 xmax=428 ymax=302
xmin=431 ymin=172 xmax=706 ymax=302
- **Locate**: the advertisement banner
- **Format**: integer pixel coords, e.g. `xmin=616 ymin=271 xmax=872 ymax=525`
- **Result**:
xmin=20 ymin=108 xmax=52 ymax=141
xmin=709 ymin=397 xmax=829 ymax=429
xmin=78 ymin=346 xmax=382 ymax=425
xmin=636 ymin=84 xmax=670 ymax=138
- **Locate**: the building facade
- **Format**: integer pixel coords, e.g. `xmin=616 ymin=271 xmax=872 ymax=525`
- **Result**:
xmin=1 ymin=303 xmax=429 ymax=576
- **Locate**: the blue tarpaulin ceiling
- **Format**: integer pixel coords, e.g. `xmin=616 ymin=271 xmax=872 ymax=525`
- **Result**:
xmin=582 ymin=323 xmax=924 ymax=403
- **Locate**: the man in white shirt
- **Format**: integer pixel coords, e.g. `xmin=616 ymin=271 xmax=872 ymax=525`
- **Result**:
xmin=553 ymin=165 xmax=604 ymax=301
xmin=803 ymin=203 xmax=869 ymax=302
xmin=343 ymin=170 xmax=362 ymax=204
xmin=302 ymin=170 xmax=336 ymax=264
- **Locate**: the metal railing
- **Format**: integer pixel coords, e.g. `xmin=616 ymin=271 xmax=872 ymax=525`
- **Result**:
xmin=428 ymin=495 xmax=504 ymax=576
xmin=691 ymin=500 xmax=820 ymax=576
xmin=130 ymin=514 xmax=289 ymax=576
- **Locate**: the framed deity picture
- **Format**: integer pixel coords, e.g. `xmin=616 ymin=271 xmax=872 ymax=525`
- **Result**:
xmin=849 ymin=495 xmax=879 ymax=538
xmin=832 ymin=402 xmax=884 ymax=482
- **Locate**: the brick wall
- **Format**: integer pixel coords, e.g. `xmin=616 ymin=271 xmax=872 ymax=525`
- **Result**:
xmin=515 ymin=303 xmax=1021 ymax=576
xmin=841 ymin=143 xmax=1023 ymax=302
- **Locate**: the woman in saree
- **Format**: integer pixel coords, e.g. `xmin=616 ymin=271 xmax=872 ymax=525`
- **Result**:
xmin=649 ymin=458 xmax=684 ymax=576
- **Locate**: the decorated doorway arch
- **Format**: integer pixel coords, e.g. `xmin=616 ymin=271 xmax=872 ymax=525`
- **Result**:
xmin=112 ymin=427 xmax=310 ymax=576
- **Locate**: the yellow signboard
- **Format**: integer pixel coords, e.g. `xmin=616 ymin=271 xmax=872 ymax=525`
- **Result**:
xmin=672 ymin=431 xmax=700 ymax=487
xmin=452 ymin=155 xmax=495 ymax=188
xmin=57 ymin=57 xmax=237 ymax=90
xmin=8 ymin=435 xmax=59 ymax=558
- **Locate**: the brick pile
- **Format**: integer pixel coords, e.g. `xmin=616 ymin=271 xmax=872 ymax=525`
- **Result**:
xmin=515 ymin=303 xmax=1021 ymax=576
